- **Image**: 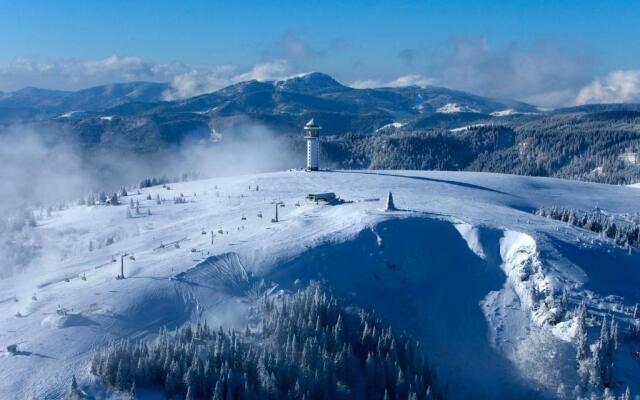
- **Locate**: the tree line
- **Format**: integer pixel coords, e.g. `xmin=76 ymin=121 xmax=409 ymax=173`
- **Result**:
xmin=537 ymin=206 xmax=640 ymax=250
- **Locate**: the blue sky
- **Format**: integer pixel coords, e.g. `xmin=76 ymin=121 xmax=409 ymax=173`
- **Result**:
xmin=0 ymin=1 xmax=639 ymax=106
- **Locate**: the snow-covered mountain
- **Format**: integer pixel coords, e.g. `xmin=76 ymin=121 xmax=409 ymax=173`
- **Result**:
xmin=3 ymin=73 xmax=640 ymax=186
xmin=1 ymin=170 xmax=639 ymax=399
xmin=0 ymin=73 xmax=534 ymax=130
xmin=0 ymin=82 xmax=169 ymax=122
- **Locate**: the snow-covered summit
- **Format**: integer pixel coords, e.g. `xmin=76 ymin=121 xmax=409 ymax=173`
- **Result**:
xmin=1 ymin=170 xmax=639 ymax=399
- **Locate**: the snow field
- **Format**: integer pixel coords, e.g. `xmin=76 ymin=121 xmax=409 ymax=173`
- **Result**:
xmin=0 ymin=170 xmax=639 ymax=398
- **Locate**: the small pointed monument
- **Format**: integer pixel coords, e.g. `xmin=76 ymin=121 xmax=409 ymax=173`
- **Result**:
xmin=385 ymin=192 xmax=397 ymax=211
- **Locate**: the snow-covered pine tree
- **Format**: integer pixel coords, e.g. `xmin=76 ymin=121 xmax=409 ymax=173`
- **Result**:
xmin=575 ymin=302 xmax=591 ymax=385
xmin=66 ymin=375 xmax=80 ymax=400
xmin=128 ymin=381 xmax=136 ymax=400
xmin=212 ymin=380 xmax=223 ymax=400
xmin=561 ymin=288 xmax=569 ymax=311
xmin=610 ymin=318 xmax=619 ymax=350
xmin=185 ymin=384 xmax=195 ymax=400
xmin=110 ymin=193 xmax=119 ymax=205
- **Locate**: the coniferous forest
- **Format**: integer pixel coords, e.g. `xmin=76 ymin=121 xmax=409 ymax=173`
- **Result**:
xmin=89 ymin=286 xmax=440 ymax=400
xmin=537 ymin=206 xmax=640 ymax=249
xmin=319 ymin=109 xmax=640 ymax=185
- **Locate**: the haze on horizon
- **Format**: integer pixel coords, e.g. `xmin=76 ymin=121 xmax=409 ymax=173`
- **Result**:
xmin=1 ymin=0 xmax=639 ymax=107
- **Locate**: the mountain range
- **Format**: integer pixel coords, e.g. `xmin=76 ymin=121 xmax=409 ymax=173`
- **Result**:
xmin=1 ymin=72 xmax=639 ymax=184
xmin=0 ymin=72 xmax=536 ymax=131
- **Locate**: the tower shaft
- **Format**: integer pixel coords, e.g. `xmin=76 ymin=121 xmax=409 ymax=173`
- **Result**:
xmin=306 ymin=138 xmax=319 ymax=171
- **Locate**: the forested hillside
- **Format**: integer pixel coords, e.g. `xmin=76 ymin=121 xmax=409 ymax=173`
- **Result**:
xmin=321 ymin=110 xmax=640 ymax=184
xmin=88 ymin=286 xmax=440 ymax=400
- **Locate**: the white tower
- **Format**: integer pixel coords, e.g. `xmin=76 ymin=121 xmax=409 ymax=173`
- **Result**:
xmin=304 ymin=118 xmax=321 ymax=171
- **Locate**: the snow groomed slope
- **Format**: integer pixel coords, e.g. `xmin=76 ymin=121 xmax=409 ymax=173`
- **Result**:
xmin=1 ymin=170 xmax=639 ymax=399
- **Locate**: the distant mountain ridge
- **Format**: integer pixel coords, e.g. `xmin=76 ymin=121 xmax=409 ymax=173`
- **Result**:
xmin=2 ymin=72 xmax=640 ymax=185
xmin=0 ymin=81 xmax=169 ymax=121
xmin=0 ymin=72 xmax=535 ymax=128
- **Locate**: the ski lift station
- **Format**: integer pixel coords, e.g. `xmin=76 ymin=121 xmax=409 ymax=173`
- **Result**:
xmin=304 ymin=118 xmax=321 ymax=171
xmin=306 ymin=192 xmax=337 ymax=204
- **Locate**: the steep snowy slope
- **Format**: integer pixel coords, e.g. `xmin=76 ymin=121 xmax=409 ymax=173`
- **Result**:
xmin=1 ymin=170 xmax=639 ymax=399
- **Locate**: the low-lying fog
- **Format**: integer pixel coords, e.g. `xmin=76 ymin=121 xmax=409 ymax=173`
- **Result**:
xmin=0 ymin=121 xmax=303 ymax=277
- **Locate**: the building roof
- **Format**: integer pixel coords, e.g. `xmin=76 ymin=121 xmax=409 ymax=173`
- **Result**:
xmin=306 ymin=192 xmax=336 ymax=200
xmin=305 ymin=118 xmax=321 ymax=129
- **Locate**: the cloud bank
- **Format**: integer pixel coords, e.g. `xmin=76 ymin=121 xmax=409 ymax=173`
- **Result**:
xmin=0 ymin=120 xmax=300 ymax=278
xmin=350 ymin=74 xmax=436 ymax=89
xmin=0 ymin=56 xmax=297 ymax=100
xmin=358 ymin=38 xmax=640 ymax=108
xmin=162 ymin=60 xmax=297 ymax=100
xmin=575 ymin=70 xmax=640 ymax=105
xmin=0 ymin=56 xmax=180 ymax=92
xmin=436 ymin=38 xmax=595 ymax=107
xmin=2 ymin=38 xmax=640 ymax=108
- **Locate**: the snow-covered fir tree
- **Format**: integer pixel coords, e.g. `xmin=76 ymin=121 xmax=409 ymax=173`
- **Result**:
xmin=66 ymin=375 xmax=80 ymax=400
xmin=537 ymin=206 xmax=640 ymax=250
xmin=109 ymin=193 xmax=119 ymax=205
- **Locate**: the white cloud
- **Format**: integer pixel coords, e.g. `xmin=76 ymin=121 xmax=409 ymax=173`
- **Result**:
xmin=2 ymin=49 xmax=639 ymax=108
xmin=350 ymin=74 xmax=435 ymax=89
xmin=0 ymin=56 xmax=299 ymax=100
xmin=387 ymin=74 xmax=436 ymax=88
xmin=522 ymin=88 xmax=578 ymax=110
xmin=162 ymin=60 xmax=293 ymax=100
xmin=0 ymin=56 xmax=179 ymax=91
xmin=232 ymin=60 xmax=292 ymax=82
xmin=434 ymin=38 xmax=594 ymax=107
xmin=280 ymin=32 xmax=311 ymax=61
xmin=160 ymin=65 xmax=237 ymax=100
xmin=349 ymin=79 xmax=383 ymax=89
xmin=575 ymin=70 xmax=640 ymax=105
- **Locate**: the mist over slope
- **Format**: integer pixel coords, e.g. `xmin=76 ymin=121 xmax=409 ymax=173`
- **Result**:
xmin=0 ymin=170 xmax=639 ymax=399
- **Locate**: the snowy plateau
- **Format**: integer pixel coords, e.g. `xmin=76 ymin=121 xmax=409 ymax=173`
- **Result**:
xmin=1 ymin=170 xmax=640 ymax=399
